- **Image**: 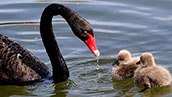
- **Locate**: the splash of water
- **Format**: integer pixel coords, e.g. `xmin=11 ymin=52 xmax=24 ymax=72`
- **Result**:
xmin=96 ymin=57 xmax=101 ymax=79
xmin=96 ymin=57 xmax=100 ymax=70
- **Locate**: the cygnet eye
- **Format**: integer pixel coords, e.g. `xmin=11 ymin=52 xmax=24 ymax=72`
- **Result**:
xmin=119 ymin=58 xmax=124 ymax=61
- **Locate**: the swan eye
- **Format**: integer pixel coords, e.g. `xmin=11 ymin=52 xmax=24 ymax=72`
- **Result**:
xmin=2 ymin=39 xmax=6 ymax=42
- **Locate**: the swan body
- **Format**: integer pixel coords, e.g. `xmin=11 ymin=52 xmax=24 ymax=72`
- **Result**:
xmin=0 ymin=4 xmax=99 ymax=85
xmin=0 ymin=34 xmax=49 ymax=84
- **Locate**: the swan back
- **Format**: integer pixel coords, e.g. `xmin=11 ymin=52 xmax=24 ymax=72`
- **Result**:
xmin=0 ymin=34 xmax=50 ymax=84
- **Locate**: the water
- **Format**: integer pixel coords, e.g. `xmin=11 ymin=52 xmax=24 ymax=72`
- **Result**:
xmin=0 ymin=0 xmax=172 ymax=96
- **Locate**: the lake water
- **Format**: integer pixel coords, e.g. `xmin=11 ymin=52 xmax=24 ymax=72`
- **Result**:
xmin=0 ymin=0 xmax=172 ymax=97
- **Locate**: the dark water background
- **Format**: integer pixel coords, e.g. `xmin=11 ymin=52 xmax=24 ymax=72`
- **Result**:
xmin=0 ymin=0 xmax=172 ymax=97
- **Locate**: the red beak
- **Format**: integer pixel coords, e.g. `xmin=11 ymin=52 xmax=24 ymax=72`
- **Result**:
xmin=84 ymin=31 xmax=100 ymax=57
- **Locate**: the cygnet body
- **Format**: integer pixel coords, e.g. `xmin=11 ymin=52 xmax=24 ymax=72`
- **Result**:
xmin=134 ymin=52 xmax=171 ymax=88
xmin=111 ymin=50 xmax=140 ymax=80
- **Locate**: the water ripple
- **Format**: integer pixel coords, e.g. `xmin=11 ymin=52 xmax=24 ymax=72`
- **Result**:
xmin=136 ymin=7 xmax=153 ymax=11
xmin=119 ymin=9 xmax=152 ymax=16
xmin=153 ymin=16 xmax=172 ymax=21
xmin=90 ymin=20 xmax=147 ymax=29
xmin=94 ymin=28 xmax=120 ymax=34
xmin=0 ymin=9 xmax=25 ymax=13
xmin=0 ymin=20 xmax=66 ymax=25
xmin=92 ymin=1 xmax=128 ymax=7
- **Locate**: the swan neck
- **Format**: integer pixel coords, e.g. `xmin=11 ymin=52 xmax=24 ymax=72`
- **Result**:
xmin=40 ymin=4 xmax=70 ymax=82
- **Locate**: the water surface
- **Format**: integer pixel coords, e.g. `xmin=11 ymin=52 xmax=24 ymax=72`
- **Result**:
xmin=0 ymin=0 xmax=172 ymax=97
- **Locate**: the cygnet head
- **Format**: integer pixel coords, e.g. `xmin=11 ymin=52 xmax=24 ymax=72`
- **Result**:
xmin=138 ymin=52 xmax=156 ymax=67
xmin=112 ymin=50 xmax=132 ymax=66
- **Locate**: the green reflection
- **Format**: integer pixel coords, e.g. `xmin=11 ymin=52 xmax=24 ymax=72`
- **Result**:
xmin=0 ymin=85 xmax=33 ymax=97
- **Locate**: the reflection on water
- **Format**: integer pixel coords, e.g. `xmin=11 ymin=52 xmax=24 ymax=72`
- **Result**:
xmin=112 ymin=78 xmax=138 ymax=96
xmin=0 ymin=86 xmax=32 ymax=96
xmin=0 ymin=0 xmax=172 ymax=96
xmin=0 ymin=20 xmax=66 ymax=25
xmin=143 ymin=85 xmax=172 ymax=97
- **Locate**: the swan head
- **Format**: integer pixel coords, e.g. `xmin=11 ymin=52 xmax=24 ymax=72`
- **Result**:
xmin=112 ymin=50 xmax=132 ymax=66
xmin=48 ymin=3 xmax=100 ymax=57
xmin=137 ymin=52 xmax=155 ymax=67
xmin=68 ymin=15 xmax=100 ymax=57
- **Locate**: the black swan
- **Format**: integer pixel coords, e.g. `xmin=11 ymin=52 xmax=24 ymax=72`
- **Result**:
xmin=0 ymin=4 xmax=100 ymax=85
